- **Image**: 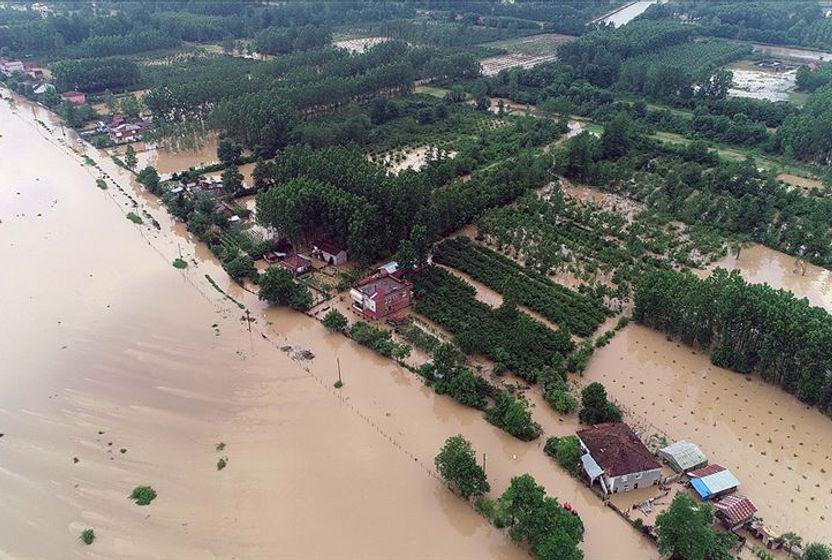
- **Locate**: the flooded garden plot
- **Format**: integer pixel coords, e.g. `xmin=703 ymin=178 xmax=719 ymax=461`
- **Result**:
xmin=479 ymin=34 xmax=573 ymax=76
xmin=369 ymin=145 xmax=458 ymax=174
xmin=333 ymin=36 xmax=390 ymax=53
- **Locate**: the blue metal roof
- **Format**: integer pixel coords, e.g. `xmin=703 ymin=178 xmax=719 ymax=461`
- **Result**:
xmin=691 ymin=477 xmax=712 ymax=499
xmin=691 ymin=470 xmax=740 ymax=500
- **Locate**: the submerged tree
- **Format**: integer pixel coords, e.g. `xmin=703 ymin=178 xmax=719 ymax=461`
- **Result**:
xmin=434 ymin=435 xmax=490 ymax=499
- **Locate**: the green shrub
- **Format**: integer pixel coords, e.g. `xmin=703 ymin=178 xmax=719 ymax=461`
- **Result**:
xmin=80 ymin=529 xmax=95 ymax=545
xmin=322 ymin=309 xmax=348 ymax=332
xmin=544 ymin=435 xmax=582 ymax=475
xmin=129 ymin=485 xmax=157 ymax=506
xmin=544 ymin=388 xmax=578 ymax=414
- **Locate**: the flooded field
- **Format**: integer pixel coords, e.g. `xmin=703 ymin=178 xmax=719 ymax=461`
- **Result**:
xmin=334 ymin=36 xmax=390 ymax=53
xmin=0 ymin=91 xmax=659 ymax=559
xmin=727 ymin=62 xmax=797 ymax=103
xmin=371 ymin=145 xmax=458 ymax=175
xmin=706 ymin=243 xmax=832 ymax=312
xmin=109 ymin=134 xmax=220 ymax=177
xmin=585 ymin=324 xmax=832 ymax=544
xmin=586 ymin=242 xmax=832 ymax=543
xmin=480 ymin=52 xmax=559 ymax=76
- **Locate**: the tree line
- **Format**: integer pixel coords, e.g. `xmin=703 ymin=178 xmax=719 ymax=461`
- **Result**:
xmin=634 ymin=267 xmax=832 ymax=418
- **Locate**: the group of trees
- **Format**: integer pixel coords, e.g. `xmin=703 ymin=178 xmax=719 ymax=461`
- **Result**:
xmin=411 ymin=265 xmax=574 ymax=383
xmin=432 ymin=236 xmax=609 ymax=337
xmin=0 ymin=2 xmax=411 ymax=57
xmin=635 ymin=268 xmax=832 ymax=417
xmin=641 ymin=1 xmax=832 ymax=51
xmin=252 ymin=24 xmax=330 ymax=55
xmin=435 ymin=436 xmax=585 ymax=560
xmin=52 ymin=57 xmax=140 ymax=92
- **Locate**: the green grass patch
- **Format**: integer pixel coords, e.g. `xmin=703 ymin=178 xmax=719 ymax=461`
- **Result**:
xmin=95 ymin=178 xmax=107 ymax=190
xmin=414 ymin=85 xmax=449 ymax=98
xmin=172 ymin=257 xmax=188 ymax=269
xmin=83 ymin=155 xmax=97 ymax=166
xmin=126 ymin=212 xmax=143 ymax=224
xmin=217 ymin=457 xmax=227 ymax=471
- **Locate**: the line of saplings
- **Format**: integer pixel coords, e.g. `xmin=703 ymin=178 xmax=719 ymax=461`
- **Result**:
xmin=432 ymin=235 xmax=610 ymax=336
xmin=635 ymin=267 xmax=832 ymax=417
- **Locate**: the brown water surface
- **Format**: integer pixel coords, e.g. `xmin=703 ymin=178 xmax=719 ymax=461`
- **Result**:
xmin=0 ymin=92 xmax=657 ymax=558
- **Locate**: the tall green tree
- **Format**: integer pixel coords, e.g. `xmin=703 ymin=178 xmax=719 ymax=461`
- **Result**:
xmin=221 ymin=164 xmax=244 ymax=194
xmin=656 ymin=492 xmax=715 ymax=560
xmin=124 ymin=145 xmax=138 ymax=170
xmin=434 ymin=435 xmax=490 ymax=499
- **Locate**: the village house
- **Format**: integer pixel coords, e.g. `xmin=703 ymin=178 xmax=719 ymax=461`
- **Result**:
xmin=349 ymin=270 xmax=413 ymax=320
xmin=107 ymin=119 xmax=150 ymax=144
xmin=313 ymin=239 xmax=348 ymax=266
xmin=33 ymin=82 xmax=54 ymax=95
xmin=60 ymin=91 xmax=86 ymax=105
xmin=688 ymin=464 xmax=740 ymax=501
xmin=576 ymin=422 xmax=662 ymax=494
xmin=279 ymin=254 xmax=312 ymax=277
xmin=658 ymin=440 xmax=708 ymax=473
xmin=25 ymin=65 xmax=44 ymax=80
xmin=0 ymin=59 xmax=25 ymax=75
xmin=714 ymin=494 xmax=757 ymax=531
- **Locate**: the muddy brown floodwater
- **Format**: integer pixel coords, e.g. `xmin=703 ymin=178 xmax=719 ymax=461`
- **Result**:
xmin=586 ymin=242 xmax=832 ymax=543
xmin=0 ymin=93 xmax=658 ymax=558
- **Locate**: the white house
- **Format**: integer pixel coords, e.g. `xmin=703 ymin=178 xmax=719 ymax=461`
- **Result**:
xmin=577 ymin=422 xmax=662 ymax=494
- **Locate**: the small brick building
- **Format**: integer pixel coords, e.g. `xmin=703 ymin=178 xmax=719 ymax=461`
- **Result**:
xmin=349 ymin=271 xmax=412 ymax=320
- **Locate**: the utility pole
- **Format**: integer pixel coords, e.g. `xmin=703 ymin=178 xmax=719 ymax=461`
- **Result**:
xmin=482 ymin=452 xmax=487 ymax=476
xmin=337 ymin=357 xmax=342 ymax=385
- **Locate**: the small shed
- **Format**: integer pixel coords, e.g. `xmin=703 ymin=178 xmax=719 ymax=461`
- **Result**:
xmin=690 ymin=465 xmax=740 ymax=501
xmin=658 ymin=441 xmax=707 ymax=473
xmin=314 ymin=239 xmax=347 ymax=266
xmin=714 ymin=495 xmax=757 ymax=531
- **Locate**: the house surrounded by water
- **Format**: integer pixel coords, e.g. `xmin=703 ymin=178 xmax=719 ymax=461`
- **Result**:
xmin=577 ymin=422 xmax=662 ymax=494
xmin=350 ymin=270 xmax=413 ymax=320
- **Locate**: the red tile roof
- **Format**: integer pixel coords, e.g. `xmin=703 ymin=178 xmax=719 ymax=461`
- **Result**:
xmin=689 ymin=464 xmax=725 ymax=479
xmin=280 ymin=254 xmax=311 ymax=271
xmin=715 ymin=495 xmax=757 ymax=527
xmin=577 ymin=423 xmax=660 ymax=477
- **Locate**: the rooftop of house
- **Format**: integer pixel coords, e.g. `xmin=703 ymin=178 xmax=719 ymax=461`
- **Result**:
xmin=354 ymin=271 xmax=411 ymax=298
xmin=658 ymin=440 xmax=707 ymax=471
xmin=714 ymin=494 xmax=757 ymax=527
xmin=281 ymin=254 xmax=311 ymax=269
xmin=577 ymin=422 xmax=660 ymax=477
xmin=689 ymin=464 xmax=726 ymax=479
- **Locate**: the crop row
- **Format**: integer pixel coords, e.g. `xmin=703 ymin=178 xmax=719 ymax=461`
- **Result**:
xmin=412 ymin=265 xmax=573 ymax=382
xmin=432 ymin=236 xmax=609 ymax=336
